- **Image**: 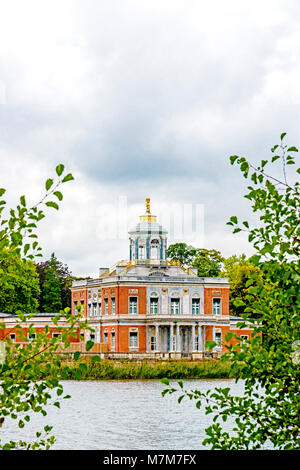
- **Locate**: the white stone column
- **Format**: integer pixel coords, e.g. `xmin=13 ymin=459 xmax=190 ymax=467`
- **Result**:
xmin=176 ymin=324 xmax=180 ymax=352
xmin=155 ymin=324 xmax=159 ymax=352
xmin=197 ymin=324 xmax=202 ymax=352
xmin=192 ymin=323 xmax=196 ymax=352
xmin=170 ymin=323 xmax=174 ymax=352
xmin=203 ymin=326 xmax=206 ymax=352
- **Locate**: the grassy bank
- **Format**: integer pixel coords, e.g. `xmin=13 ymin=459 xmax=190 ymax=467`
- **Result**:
xmin=55 ymin=359 xmax=232 ymax=380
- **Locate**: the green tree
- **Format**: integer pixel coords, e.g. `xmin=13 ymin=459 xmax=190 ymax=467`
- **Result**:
xmin=222 ymin=254 xmax=263 ymax=316
xmin=167 ymin=244 xmax=223 ymax=277
xmin=163 ymin=133 xmax=300 ymax=449
xmin=0 ymin=164 xmax=94 ymax=450
xmin=0 ymin=250 xmax=40 ymax=314
xmin=166 ymin=243 xmax=196 ymax=266
xmin=192 ymin=248 xmax=224 ymax=277
xmin=36 ymin=253 xmax=72 ymax=312
xmin=41 ymin=254 xmax=63 ymax=312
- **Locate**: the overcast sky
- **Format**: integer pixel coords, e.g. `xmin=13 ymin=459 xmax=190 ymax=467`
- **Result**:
xmin=0 ymin=0 xmax=299 ymax=276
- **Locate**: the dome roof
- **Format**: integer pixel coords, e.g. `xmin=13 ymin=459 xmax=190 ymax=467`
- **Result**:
xmin=128 ymin=199 xmax=167 ymax=236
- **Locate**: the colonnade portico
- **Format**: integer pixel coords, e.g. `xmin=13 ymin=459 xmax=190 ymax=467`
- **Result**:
xmin=147 ymin=323 xmax=206 ymax=354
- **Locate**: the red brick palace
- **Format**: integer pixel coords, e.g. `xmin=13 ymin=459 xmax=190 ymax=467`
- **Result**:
xmin=71 ymin=199 xmax=254 ymax=358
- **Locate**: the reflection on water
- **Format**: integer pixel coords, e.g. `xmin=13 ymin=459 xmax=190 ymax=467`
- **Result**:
xmin=1 ymin=379 xmax=243 ymax=450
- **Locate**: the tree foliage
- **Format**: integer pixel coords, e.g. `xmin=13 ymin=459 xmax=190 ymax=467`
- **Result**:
xmin=36 ymin=253 xmax=72 ymax=312
xmin=221 ymin=254 xmax=263 ymax=316
xmin=36 ymin=253 xmax=73 ymax=312
xmin=163 ymin=134 xmax=300 ymax=449
xmin=167 ymin=243 xmax=223 ymax=277
xmin=0 ymin=250 xmax=40 ymax=314
xmin=0 ymin=164 xmax=93 ymax=450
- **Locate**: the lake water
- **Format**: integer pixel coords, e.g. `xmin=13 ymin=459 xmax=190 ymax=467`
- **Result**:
xmin=1 ymin=379 xmax=244 ymax=450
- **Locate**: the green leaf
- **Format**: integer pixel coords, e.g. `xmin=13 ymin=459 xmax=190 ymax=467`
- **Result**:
xmin=20 ymin=195 xmax=26 ymax=207
xmin=85 ymin=340 xmax=94 ymax=352
xmin=73 ymin=351 xmax=81 ymax=361
xmin=205 ymin=341 xmax=217 ymax=351
xmin=45 ymin=201 xmax=59 ymax=210
xmin=229 ymin=216 xmax=238 ymax=225
xmin=280 ymin=132 xmax=286 ymax=141
xmin=56 ymin=164 xmax=65 ymax=176
xmin=53 ymin=191 xmax=63 ymax=201
xmin=0 ymin=188 xmax=6 ymax=197
xmin=45 ymin=178 xmax=54 ymax=191
xmin=62 ymin=173 xmax=74 ymax=183
xmin=229 ymin=155 xmax=239 ymax=165
xmin=272 ymin=155 xmax=280 ymax=162
xmin=161 ymin=378 xmax=170 ymax=385
xmin=287 ymin=146 xmax=298 ymax=152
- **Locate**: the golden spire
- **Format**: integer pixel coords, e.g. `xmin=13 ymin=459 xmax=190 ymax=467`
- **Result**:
xmin=146 ymin=198 xmax=151 ymax=214
xmin=139 ymin=198 xmax=157 ymax=222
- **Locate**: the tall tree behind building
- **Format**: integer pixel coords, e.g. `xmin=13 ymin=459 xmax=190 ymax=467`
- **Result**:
xmin=36 ymin=253 xmax=72 ymax=312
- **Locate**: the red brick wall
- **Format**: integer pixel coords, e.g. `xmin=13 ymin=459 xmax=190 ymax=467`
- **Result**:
xmin=118 ymin=286 xmax=147 ymax=315
xmin=101 ymin=324 xmax=147 ymax=352
xmin=204 ymin=287 xmax=229 ymax=315
xmin=72 ymin=289 xmax=87 ymax=316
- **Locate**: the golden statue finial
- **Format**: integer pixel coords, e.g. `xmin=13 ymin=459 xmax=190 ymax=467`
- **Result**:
xmin=146 ymin=198 xmax=151 ymax=214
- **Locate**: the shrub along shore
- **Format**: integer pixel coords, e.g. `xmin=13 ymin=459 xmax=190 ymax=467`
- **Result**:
xmin=53 ymin=358 xmax=233 ymax=380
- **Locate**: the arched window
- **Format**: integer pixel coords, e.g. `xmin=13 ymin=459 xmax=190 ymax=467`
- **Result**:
xmin=150 ymin=292 xmax=159 ymax=314
xmin=150 ymin=239 xmax=160 ymax=259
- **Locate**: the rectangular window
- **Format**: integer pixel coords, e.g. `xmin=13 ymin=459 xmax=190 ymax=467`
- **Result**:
xmin=111 ymin=298 xmax=116 ymax=315
xmin=150 ymin=336 xmax=156 ymax=351
xmin=129 ymin=331 xmax=138 ymax=349
xmin=28 ymin=333 xmax=36 ymax=342
xmin=129 ymin=297 xmax=138 ymax=314
xmin=213 ymin=298 xmax=221 ymax=315
xmin=103 ymin=331 xmax=108 ymax=343
xmin=111 ymin=331 xmax=115 ymax=351
xmin=90 ymin=333 xmax=95 ymax=341
xmin=10 ymin=333 xmax=16 ymax=343
xmin=215 ymin=332 xmax=222 ymax=349
xmin=104 ymin=298 xmax=108 ymax=315
xmin=52 ymin=333 xmax=60 ymax=339
xmin=80 ymin=300 xmax=84 ymax=313
xmin=88 ymin=304 xmax=92 ymax=316
xmin=150 ymin=297 xmax=158 ymax=314
xmin=74 ymin=300 xmax=78 ymax=313
xmin=170 ymin=298 xmax=180 ymax=314
xmin=192 ymin=298 xmax=200 ymax=314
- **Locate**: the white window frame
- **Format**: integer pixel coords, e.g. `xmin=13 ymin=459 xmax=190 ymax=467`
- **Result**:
xmin=192 ymin=298 xmax=200 ymax=314
xmin=170 ymin=298 xmax=180 ymax=315
xmin=129 ymin=331 xmax=138 ymax=350
xmin=104 ymin=298 xmax=108 ymax=315
xmin=111 ymin=297 xmax=116 ymax=315
xmin=9 ymin=333 xmax=16 ymax=343
xmin=150 ymin=297 xmax=158 ymax=314
xmin=129 ymin=296 xmax=138 ymax=314
xmin=212 ymin=297 xmax=221 ymax=315
xmin=111 ymin=330 xmax=115 ymax=351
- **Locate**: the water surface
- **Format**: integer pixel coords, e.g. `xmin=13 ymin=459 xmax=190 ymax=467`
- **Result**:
xmin=1 ymin=379 xmax=243 ymax=450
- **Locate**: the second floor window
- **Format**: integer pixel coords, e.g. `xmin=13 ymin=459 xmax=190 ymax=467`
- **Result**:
xmin=104 ymin=298 xmax=108 ymax=315
xmin=192 ymin=298 xmax=200 ymax=314
xmin=129 ymin=297 xmax=138 ymax=314
xmin=213 ymin=298 xmax=221 ymax=315
xmin=111 ymin=297 xmax=115 ymax=315
xmin=104 ymin=331 xmax=108 ymax=343
xmin=170 ymin=298 xmax=180 ymax=314
xmin=150 ymin=297 xmax=158 ymax=314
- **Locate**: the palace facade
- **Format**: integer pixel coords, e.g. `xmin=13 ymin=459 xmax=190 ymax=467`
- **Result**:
xmin=71 ymin=199 xmax=254 ymax=358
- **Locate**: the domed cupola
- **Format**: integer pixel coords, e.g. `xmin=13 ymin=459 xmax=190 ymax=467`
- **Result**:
xmin=128 ymin=198 xmax=168 ymax=265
